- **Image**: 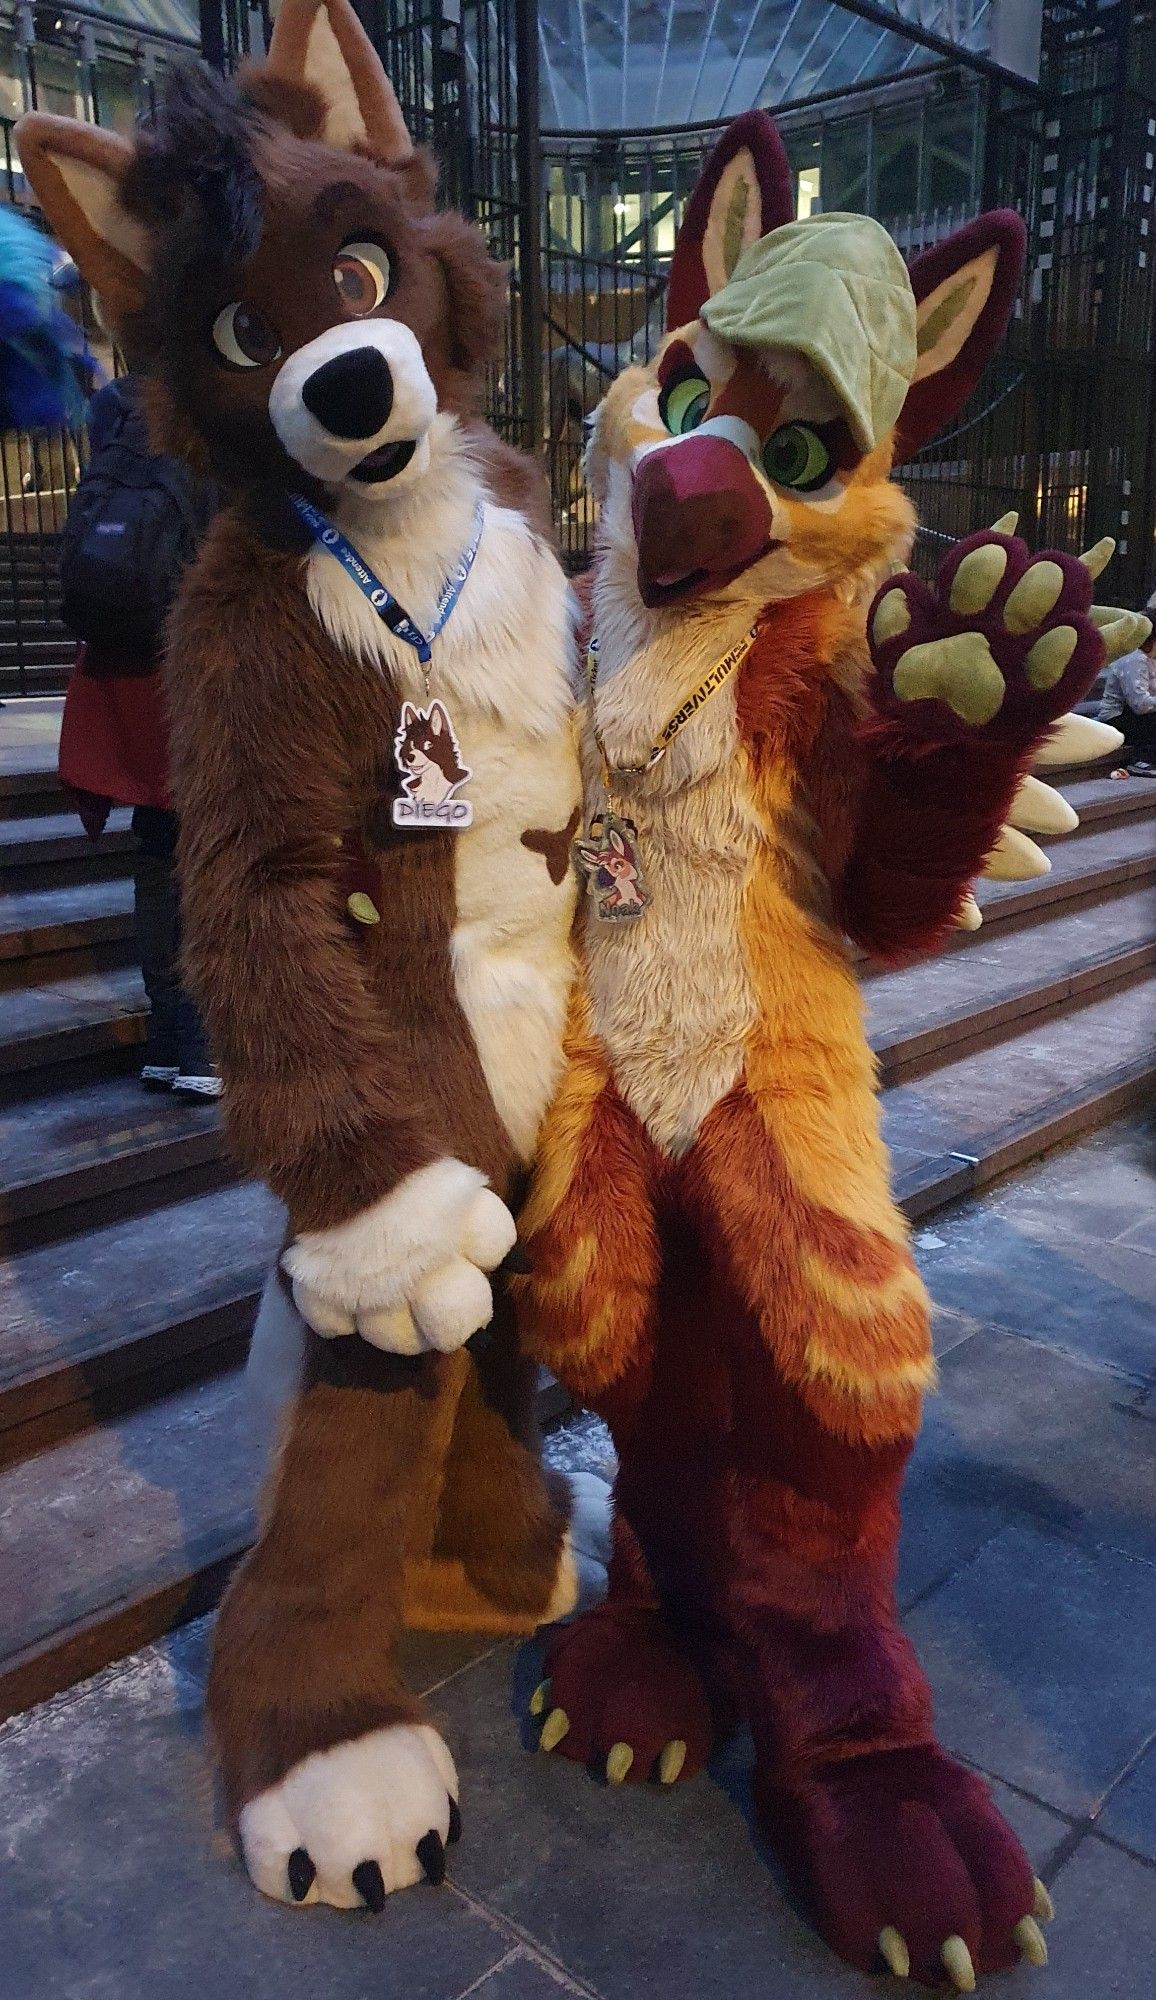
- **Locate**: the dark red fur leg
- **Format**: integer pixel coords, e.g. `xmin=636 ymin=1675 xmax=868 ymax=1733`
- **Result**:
xmin=717 ymin=1331 xmax=1038 ymax=1988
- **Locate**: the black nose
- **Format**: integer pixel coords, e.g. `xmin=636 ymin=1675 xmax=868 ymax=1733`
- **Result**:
xmin=301 ymin=347 xmax=393 ymax=440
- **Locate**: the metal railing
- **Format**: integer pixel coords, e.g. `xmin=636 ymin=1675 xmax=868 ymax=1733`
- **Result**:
xmin=1 ymin=0 xmax=1153 ymax=661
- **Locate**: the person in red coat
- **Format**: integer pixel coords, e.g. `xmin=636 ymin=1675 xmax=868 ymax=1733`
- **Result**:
xmin=59 ymin=369 xmax=220 ymax=1096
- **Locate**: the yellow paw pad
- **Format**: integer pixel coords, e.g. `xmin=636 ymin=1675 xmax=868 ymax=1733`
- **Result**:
xmin=893 ymin=631 xmax=1006 ymax=725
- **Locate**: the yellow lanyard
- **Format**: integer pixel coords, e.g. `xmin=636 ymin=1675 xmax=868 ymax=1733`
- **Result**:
xmin=586 ymin=623 xmax=760 ymax=789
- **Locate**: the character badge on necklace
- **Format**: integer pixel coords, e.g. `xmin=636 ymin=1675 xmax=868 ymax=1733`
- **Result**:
xmin=573 ymin=809 xmax=650 ymax=923
xmin=392 ymin=699 xmax=473 ymax=829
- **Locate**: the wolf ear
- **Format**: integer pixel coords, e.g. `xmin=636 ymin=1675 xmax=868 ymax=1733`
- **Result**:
xmin=428 ymin=701 xmax=448 ymax=735
xmin=666 ymin=111 xmax=794 ymax=331
xmin=265 ymin=0 xmax=412 ymax=163
xmin=15 ymin=114 xmax=150 ymax=320
xmin=892 ymin=210 xmax=1027 ymax=464
xmin=399 ymin=701 xmax=417 ymax=727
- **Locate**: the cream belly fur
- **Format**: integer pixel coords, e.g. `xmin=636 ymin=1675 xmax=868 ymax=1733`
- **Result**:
xmin=584 ymin=542 xmax=762 ymax=1156
xmin=305 ymin=420 xmax=581 ymax=1163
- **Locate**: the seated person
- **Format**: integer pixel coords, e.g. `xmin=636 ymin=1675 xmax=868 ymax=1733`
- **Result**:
xmin=1100 ymin=596 xmax=1156 ymax=773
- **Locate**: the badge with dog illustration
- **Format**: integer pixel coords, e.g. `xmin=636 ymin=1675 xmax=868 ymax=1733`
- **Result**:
xmin=392 ymin=699 xmax=473 ymax=830
xmin=573 ymin=808 xmax=651 ymax=923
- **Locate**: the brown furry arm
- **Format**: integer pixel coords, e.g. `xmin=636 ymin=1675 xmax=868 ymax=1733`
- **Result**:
xmin=167 ymin=520 xmax=439 ymax=1231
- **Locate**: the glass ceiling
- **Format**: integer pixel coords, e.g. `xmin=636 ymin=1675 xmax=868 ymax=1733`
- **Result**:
xmin=84 ymin=0 xmax=1009 ymax=129
xmin=538 ymin=0 xmax=994 ymax=130
xmin=82 ymin=0 xmax=200 ymax=42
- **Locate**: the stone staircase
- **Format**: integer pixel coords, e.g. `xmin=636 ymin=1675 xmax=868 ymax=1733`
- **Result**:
xmin=1 ymin=700 xmax=1154 ymax=1723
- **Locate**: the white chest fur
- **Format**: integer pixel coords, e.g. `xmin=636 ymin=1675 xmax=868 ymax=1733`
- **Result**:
xmin=305 ymin=442 xmax=581 ymax=1164
xmin=583 ymin=559 xmax=762 ymax=1157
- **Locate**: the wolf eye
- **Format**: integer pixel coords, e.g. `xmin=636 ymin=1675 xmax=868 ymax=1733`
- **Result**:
xmin=659 ymin=371 xmax=710 ymax=436
xmin=211 ymin=302 xmax=281 ymax=370
xmin=334 ymin=241 xmax=391 ymax=314
xmin=762 ymin=423 xmax=832 ymax=492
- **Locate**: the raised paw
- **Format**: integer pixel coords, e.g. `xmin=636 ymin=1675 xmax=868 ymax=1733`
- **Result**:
xmin=867 ymin=529 xmax=1140 ymax=749
xmin=238 ymin=1722 xmax=461 ymax=1910
xmin=764 ymin=1744 xmax=1052 ymax=1987
xmin=282 ymin=1161 xmax=518 ymax=1356
xmin=531 ymin=1601 xmax=716 ymax=1785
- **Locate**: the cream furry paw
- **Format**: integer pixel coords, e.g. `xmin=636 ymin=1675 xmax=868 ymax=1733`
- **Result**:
xmin=282 ymin=1160 xmax=517 ymax=1355
xmin=238 ymin=1723 xmax=461 ymax=1909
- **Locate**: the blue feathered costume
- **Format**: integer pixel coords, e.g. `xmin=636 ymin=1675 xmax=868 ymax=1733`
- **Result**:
xmin=0 ymin=203 xmax=98 ymax=431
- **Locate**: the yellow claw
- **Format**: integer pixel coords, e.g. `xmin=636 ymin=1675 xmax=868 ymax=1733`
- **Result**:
xmin=539 ymin=1707 xmax=570 ymax=1752
xmin=878 ymin=1925 xmax=910 ymax=1978
xmin=941 ymin=1936 xmax=976 ymax=1993
xmin=1014 ymin=1915 xmax=1048 ymax=1967
xmin=1079 ymin=534 xmax=1115 ymax=579
xmin=1033 ymin=1877 xmax=1055 ymax=1923
xmin=657 ymin=1739 xmax=687 ymax=1785
xmin=990 ymin=511 xmax=1019 ymax=535
xmin=606 ymin=1742 xmax=634 ymax=1786
xmin=529 ymin=1679 xmax=550 ymax=1718
xmin=955 ymin=892 xmax=983 ymax=932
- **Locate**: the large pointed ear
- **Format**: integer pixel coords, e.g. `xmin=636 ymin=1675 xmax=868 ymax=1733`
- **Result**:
xmin=666 ymin=111 xmax=794 ymax=330
xmin=265 ymin=0 xmax=412 ymax=163
xmin=15 ymin=114 xmax=150 ymax=320
xmin=892 ymin=210 xmax=1027 ymax=464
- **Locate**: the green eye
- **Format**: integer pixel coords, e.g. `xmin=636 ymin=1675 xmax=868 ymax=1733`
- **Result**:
xmin=660 ymin=372 xmax=711 ymax=436
xmin=762 ymin=423 xmax=832 ymax=492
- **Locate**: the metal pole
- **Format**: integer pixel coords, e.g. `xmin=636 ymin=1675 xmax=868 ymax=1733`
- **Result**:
xmin=514 ymin=0 xmax=543 ymax=451
xmin=199 ymin=0 xmax=227 ymax=72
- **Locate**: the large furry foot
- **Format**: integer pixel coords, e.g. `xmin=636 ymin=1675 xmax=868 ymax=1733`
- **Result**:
xmin=763 ymin=1744 xmax=1052 ymax=1988
xmin=238 ymin=1723 xmax=461 ymax=1910
xmin=532 ymin=1601 xmax=716 ymax=1786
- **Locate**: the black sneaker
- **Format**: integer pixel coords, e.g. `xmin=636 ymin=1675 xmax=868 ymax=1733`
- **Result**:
xmin=172 ymin=995 xmax=220 ymax=1099
xmin=140 ymin=1005 xmax=179 ymax=1090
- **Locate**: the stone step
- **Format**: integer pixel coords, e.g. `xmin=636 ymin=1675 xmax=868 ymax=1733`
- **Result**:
xmin=0 ymin=806 xmax=134 ymax=871
xmin=886 ymin=968 xmax=1156 ymax=1219
xmin=0 ymin=1071 xmax=230 ymax=1241
xmin=0 ymin=1178 xmax=282 ymax=1468
xmin=0 ymin=1369 xmax=261 ymax=1719
xmin=0 ymin=877 xmax=134 ymax=965
xmin=867 ymin=883 xmax=1156 ymax=1083
xmin=971 ymin=813 xmax=1156 ymax=930
xmin=1053 ymin=772 xmax=1156 ymax=827
xmin=0 ymin=666 xmax=71 ymax=698
xmin=0 ymin=966 xmax=146 ymax=1078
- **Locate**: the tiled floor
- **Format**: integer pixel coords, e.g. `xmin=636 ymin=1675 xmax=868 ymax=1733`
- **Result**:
xmin=1 ymin=1118 xmax=1154 ymax=1999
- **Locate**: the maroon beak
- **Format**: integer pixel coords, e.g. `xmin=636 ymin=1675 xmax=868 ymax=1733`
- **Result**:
xmin=631 ymin=434 xmax=776 ymax=607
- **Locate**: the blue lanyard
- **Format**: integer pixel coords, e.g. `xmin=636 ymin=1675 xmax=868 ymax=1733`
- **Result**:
xmin=292 ymin=494 xmax=484 ymax=667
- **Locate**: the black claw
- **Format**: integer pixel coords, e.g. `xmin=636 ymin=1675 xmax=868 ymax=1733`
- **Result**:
xmin=416 ymin=1829 xmax=446 ymax=1885
xmin=287 ymin=1847 xmax=316 ymax=1902
xmin=447 ymin=1795 xmax=462 ymax=1845
xmin=352 ymin=1859 xmax=387 ymax=1913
